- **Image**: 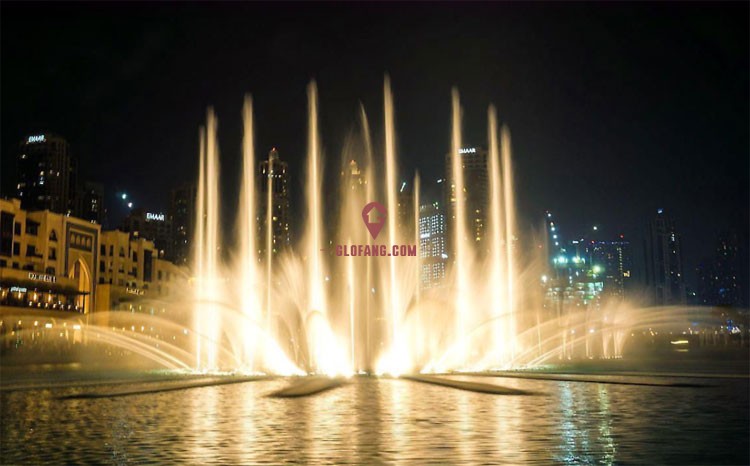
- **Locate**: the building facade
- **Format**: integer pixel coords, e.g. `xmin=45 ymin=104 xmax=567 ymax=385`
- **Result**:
xmin=76 ymin=181 xmax=105 ymax=225
xmin=419 ymin=201 xmax=448 ymax=289
xmin=258 ymin=148 xmax=290 ymax=256
xmin=121 ymin=208 xmax=173 ymax=259
xmin=170 ymin=183 xmax=197 ymax=266
xmin=16 ymin=134 xmax=77 ymax=215
xmin=583 ymin=239 xmax=632 ymax=302
xmin=697 ymin=230 xmax=746 ymax=307
xmin=0 ymin=198 xmax=187 ymax=318
xmin=0 ymin=198 xmax=99 ymax=314
xmin=644 ymin=209 xmax=686 ymax=305
xmin=445 ymin=146 xmax=489 ymax=260
xmin=95 ymin=230 xmax=187 ymax=312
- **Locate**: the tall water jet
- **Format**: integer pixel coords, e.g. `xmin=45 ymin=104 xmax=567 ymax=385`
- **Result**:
xmin=265 ymin=148 xmax=275 ymax=361
xmin=450 ymin=88 xmax=470 ymax=367
xmin=384 ymin=76 xmax=400 ymax=347
xmin=195 ymin=108 xmax=222 ymax=370
xmin=501 ymin=124 xmax=517 ymax=359
xmin=375 ymin=75 xmax=415 ymax=375
xmin=239 ymin=94 xmax=261 ymax=371
xmin=487 ymin=105 xmax=507 ymax=365
xmin=194 ymin=126 xmax=206 ymax=368
xmin=358 ymin=103 xmax=376 ymax=371
xmin=304 ymin=81 xmax=348 ymax=375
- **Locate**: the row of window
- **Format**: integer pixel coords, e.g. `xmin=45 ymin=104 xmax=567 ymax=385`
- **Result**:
xmin=11 ymin=221 xmax=55 ymax=239
xmin=5 ymin=242 xmax=57 ymax=260
xmin=0 ymin=258 xmax=55 ymax=275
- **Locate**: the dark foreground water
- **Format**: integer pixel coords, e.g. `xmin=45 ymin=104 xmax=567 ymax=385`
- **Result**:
xmin=1 ymin=370 xmax=748 ymax=465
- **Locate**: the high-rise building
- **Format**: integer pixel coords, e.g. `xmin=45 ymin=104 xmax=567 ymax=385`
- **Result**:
xmin=121 ymin=208 xmax=173 ymax=259
xmin=16 ymin=134 xmax=77 ymax=215
xmin=644 ymin=209 xmax=686 ymax=305
xmin=445 ymin=146 xmax=489 ymax=269
xmin=696 ymin=230 xmax=746 ymax=307
xmin=342 ymin=159 xmax=365 ymax=191
xmin=586 ymin=238 xmax=632 ymax=301
xmin=258 ymin=148 xmax=290 ymax=256
xmin=76 ymin=182 xmax=105 ymax=225
xmin=169 ymin=183 xmax=197 ymax=266
xmin=397 ymin=180 xmax=415 ymax=238
xmin=419 ymin=201 xmax=448 ymax=289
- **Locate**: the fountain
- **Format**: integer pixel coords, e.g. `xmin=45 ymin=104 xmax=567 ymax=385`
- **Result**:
xmin=184 ymin=76 xmax=553 ymax=376
xmin=3 ymin=76 xmax=742 ymax=377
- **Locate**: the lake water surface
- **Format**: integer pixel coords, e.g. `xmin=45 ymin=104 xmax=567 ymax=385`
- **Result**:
xmin=1 ymin=370 xmax=747 ymax=465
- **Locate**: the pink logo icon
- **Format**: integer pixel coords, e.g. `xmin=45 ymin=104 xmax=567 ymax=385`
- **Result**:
xmin=362 ymin=202 xmax=387 ymax=239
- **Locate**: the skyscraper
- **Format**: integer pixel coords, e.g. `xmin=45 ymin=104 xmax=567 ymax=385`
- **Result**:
xmin=419 ymin=201 xmax=448 ymax=289
xmin=76 ymin=182 xmax=105 ymax=225
xmin=121 ymin=208 xmax=173 ymax=259
xmin=644 ymin=209 xmax=686 ymax=305
xmin=445 ymin=146 xmax=489 ymax=256
xmin=586 ymin=237 xmax=632 ymax=301
xmin=696 ymin=230 xmax=746 ymax=307
xmin=16 ymin=134 xmax=76 ymax=214
xmin=397 ymin=180 xmax=414 ymax=238
xmin=169 ymin=183 xmax=197 ymax=266
xmin=258 ymin=148 xmax=290 ymax=256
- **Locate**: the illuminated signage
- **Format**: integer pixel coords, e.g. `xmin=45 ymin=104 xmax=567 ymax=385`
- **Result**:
xmin=459 ymin=147 xmax=476 ymax=154
xmin=10 ymin=286 xmax=28 ymax=293
xmin=146 ymin=213 xmax=165 ymax=222
xmin=126 ymin=287 xmax=145 ymax=296
xmin=27 ymin=135 xmax=46 ymax=144
xmin=28 ymin=272 xmax=56 ymax=283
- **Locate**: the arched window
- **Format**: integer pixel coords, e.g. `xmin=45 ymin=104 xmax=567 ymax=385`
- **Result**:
xmin=49 ymin=230 xmax=58 ymax=241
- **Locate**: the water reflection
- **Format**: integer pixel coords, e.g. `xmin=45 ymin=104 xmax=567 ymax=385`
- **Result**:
xmin=0 ymin=376 xmax=747 ymax=464
xmin=597 ymin=385 xmax=616 ymax=465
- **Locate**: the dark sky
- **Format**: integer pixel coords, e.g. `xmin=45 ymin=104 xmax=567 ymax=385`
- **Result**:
xmin=2 ymin=2 xmax=748 ymax=287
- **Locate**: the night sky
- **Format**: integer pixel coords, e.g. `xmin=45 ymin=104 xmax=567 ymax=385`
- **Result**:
xmin=2 ymin=2 xmax=748 ymax=287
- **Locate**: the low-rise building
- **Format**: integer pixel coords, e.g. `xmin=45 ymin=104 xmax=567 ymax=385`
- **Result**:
xmin=1 ymin=198 xmax=100 ymax=314
xmin=0 ymin=198 xmax=188 ymax=318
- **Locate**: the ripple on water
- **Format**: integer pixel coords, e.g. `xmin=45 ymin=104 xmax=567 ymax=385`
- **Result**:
xmin=0 ymin=376 xmax=747 ymax=464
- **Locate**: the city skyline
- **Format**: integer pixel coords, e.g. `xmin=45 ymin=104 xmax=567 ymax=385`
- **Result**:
xmin=6 ymin=128 xmax=744 ymax=306
xmin=1 ymin=3 xmax=747 ymax=290
xmin=1 ymin=4 xmax=748 ymax=465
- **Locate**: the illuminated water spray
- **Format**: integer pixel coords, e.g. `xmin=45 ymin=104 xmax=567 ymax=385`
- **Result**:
xmin=239 ymin=94 xmax=261 ymax=371
xmin=183 ymin=75 xmax=628 ymax=377
xmin=450 ymin=88 xmax=471 ymax=367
